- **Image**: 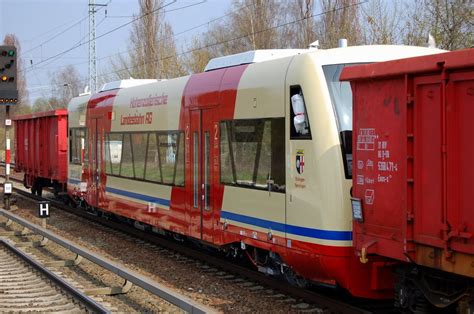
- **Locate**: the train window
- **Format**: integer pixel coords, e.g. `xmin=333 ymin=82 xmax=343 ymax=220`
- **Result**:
xmin=145 ymin=133 xmax=162 ymax=182
xmin=69 ymin=128 xmax=86 ymax=165
xmin=323 ymin=63 xmax=363 ymax=179
xmin=158 ymin=133 xmax=180 ymax=185
xmin=105 ymin=131 xmax=184 ymax=187
xmin=174 ymin=133 xmax=185 ymax=186
xmin=220 ymin=118 xmax=285 ymax=192
xmin=107 ymin=133 xmax=123 ymax=175
xmin=120 ymin=133 xmax=134 ymax=178
xmin=132 ymin=133 xmax=148 ymax=180
xmin=104 ymin=134 xmax=112 ymax=174
xmin=290 ymin=86 xmax=312 ymax=140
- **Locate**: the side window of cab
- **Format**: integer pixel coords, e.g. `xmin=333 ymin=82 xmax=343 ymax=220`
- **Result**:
xmin=290 ymin=85 xmax=312 ymax=140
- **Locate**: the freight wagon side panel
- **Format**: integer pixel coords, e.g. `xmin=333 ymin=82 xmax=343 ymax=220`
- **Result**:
xmin=414 ymin=69 xmax=474 ymax=277
xmin=346 ymin=49 xmax=474 ymax=278
xmin=352 ymin=77 xmax=408 ymax=262
xmin=13 ymin=110 xmax=68 ymax=185
xmin=447 ymin=71 xmax=474 ymax=255
xmin=413 ymin=75 xmax=444 ymax=248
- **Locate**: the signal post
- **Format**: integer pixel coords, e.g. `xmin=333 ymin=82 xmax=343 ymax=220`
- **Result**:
xmin=0 ymin=46 xmax=18 ymax=210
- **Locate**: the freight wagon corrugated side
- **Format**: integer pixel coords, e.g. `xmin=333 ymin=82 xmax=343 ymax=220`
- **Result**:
xmin=14 ymin=109 xmax=68 ymax=196
xmin=342 ymin=48 xmax=474 ymax=276
xmin=341 ymin=49 xmax=474 ymax=308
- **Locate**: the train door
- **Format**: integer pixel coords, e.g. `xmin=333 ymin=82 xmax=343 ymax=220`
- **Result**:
xmin=188 ymin=109 xmax=214 ymax=242
xmin=89 ymin=117 xmax=101 ymax=208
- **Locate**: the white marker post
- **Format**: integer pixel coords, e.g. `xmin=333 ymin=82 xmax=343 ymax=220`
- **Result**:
xmin=4 ymin=119 xmax=11 ymax=210
xmin=38 ymin=201 xmax=50 ymax=228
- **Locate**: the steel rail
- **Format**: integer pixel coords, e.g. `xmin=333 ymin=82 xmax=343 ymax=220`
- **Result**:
xmin=14 ymin=189 xmax=371 ymax=314
xmin=0 ymin=207 xmax=214 ymax=314
xmin=3 ymin=171 xmax=380 ymax=313
xmin=0 ymin=238 xmax=110 ymax=313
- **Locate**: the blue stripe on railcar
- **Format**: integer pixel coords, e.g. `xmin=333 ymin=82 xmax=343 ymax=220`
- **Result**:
xmin=67 ymin=180 xmax=351 ymax=241
xmin=221 ymin=211 xmax=352 ymax=241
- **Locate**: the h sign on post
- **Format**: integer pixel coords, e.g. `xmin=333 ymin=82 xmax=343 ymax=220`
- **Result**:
xmin=38 ymin=201 xmax=50 ymax=218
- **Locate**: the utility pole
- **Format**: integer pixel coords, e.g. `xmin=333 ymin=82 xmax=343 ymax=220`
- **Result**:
xmin=88 ymin=0 xmax=107 ymax=93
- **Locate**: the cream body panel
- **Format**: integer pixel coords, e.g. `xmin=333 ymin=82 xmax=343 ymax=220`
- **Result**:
xmin=110 ymin=76 xmax=189 ymax=132
xmin=286 ymin=54 xmax=349 ymax=240
xmin=233 ymin=57 xmax=293 ymax=119
xmin=106 ymin=176 xmax=172 ymax=209
xmin=226 ymin=58 xmax=291 ymax=241
xmin=221 ymin=186 xmax=286 ymax=236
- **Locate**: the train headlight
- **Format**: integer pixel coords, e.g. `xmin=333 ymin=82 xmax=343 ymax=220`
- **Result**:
xmin=351 ymin=198 xmax=363 ymax=222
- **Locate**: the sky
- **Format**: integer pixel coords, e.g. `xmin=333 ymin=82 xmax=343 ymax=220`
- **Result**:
xmin=0 ymin=0 xmax=231 ymax=104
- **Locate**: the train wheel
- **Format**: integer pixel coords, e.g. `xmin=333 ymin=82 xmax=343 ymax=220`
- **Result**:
xmin=283 ymin=267 xmax=308 ymax=288
xmin=31 ymin=180 xmax=38 ymax=195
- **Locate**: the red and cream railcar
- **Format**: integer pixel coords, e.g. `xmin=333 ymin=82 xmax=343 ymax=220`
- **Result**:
xmin=67 ymin=45 xmax=442 ymax=298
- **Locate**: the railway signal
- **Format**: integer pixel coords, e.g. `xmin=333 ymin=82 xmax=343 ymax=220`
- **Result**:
xmin=0 ymin=46 xmax=18 ymax=104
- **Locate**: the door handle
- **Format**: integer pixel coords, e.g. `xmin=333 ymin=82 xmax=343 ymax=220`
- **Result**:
xmin=266 ymin=174 xmax=274 ymax=195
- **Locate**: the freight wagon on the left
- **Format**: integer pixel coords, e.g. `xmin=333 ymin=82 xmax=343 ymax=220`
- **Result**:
xmin=14 ymin=109 xmax=69 ymax=196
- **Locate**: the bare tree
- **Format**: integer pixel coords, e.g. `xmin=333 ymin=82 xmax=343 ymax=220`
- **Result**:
xmin=199 ymin=0 xmax=289 ymax=58
xmin=425 ymin=0 xmax=473 ymax=50
xmin=361 ymin=0 xmax=403 ymax=44
xmin=315 ymin=0 xmax=364 ymax=48
xmin=182 ymin=36 xmax=212 ymax=74
xmin=110 ymin=0 xmax=184 ymax=80
xmin=50 ymin=65 xmax=84 ymax=106
xmin=32 ymin=96 xmax=62 ymax=112
xmin=282 ymin=0 xmax=316 ymax=48
xmin=401 ymin=0 xmax=473 ymax=50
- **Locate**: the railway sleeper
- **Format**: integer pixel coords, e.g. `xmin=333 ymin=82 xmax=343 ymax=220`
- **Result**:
xmin=44 ymin=254 xmax=83 ymax=267
xmin=83 ymin=279 xmax=133 ymax=296
xmin=15 ymin=236 xmax=49 ymax=248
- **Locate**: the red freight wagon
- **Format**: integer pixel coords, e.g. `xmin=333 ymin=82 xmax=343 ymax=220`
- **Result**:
xmin=14 ymin=109 xmax=68 ymax=196
xmin=342 ymin=49 xmax=474 ymax=310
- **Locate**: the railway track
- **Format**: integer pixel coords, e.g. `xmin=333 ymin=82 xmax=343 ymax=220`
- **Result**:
xmin=0 ymin=238 xmax=108 ymax=313
xmin=1 ymin=169 xmax=393 ymax=313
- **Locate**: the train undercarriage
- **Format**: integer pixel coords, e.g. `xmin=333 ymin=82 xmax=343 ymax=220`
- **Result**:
xmin=394 ymin=265 xmax=474 ymax=313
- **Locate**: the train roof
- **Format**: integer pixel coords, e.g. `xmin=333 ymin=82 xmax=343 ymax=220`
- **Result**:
xmin=204 ymin=49 xmax=306 ymax=71
xmin=203 ymin=45 xmax=445 ymax=72
xmin=99 ymin=79 xmax=158 ymax=92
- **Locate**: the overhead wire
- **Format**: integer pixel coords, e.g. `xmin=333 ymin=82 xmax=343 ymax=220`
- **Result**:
xmin=98 ymin=0 xmax=369 ymax=80
xmin=22 ymin=2 xmax=110 ymax=56
xmin=23 ymin=0 xmax=178 ymax=73
xmin=24 ymin=0 xmax=247 ymax=76
xmin=28 ymin=0 xmax=368 ymax=92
